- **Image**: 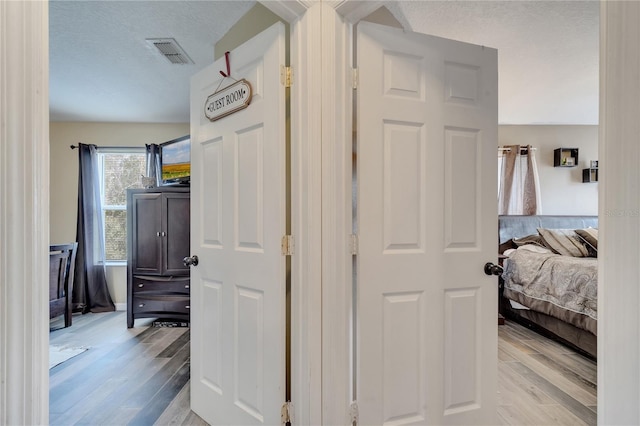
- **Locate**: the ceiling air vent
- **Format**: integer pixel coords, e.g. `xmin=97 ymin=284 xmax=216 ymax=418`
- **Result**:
xmin=146 ymin=38 xmax=194 ymax=65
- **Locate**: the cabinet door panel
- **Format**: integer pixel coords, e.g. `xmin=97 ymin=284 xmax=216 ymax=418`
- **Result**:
xmin=132 ymin=193 xmax=163 ymax=275
xmin=164 ymin=193 xmax=191 ymax=275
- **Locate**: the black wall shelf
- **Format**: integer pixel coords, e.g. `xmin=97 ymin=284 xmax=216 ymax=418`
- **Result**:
xmin=554 ymin=148 xmax=579 ymax=167
xmin=583 ymin=168 xmax=598 ymax=183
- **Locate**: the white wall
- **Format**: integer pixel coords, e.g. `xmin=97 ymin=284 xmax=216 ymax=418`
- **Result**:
xmin=214 ymin=3 xmax=282 ymax=60
xmin=499 ymin=125 xmax=598 ymax=215
xmin=50 ymin=122 xmax=189 ymax=307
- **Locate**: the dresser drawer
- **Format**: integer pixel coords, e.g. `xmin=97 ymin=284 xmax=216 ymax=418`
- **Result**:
xmin=132 ymin=276 xmax=190 ymax=294
xmin=132 ymin=294 xmax=190 ymax=315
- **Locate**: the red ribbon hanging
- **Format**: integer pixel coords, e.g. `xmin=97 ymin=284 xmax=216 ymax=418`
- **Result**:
xmin=220 ymin=51 xmax=231 ymax=78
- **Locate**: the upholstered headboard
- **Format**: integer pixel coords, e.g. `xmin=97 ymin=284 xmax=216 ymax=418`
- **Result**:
xmin=498 ymin=215 xmax=598 ymax=244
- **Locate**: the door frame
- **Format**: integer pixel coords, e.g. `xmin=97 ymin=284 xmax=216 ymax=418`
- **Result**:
xmin=268 ymin=2 xmax=382 ymax=424
xmin=0 ymin=1 xmax=50 ymax=423
xmin=285 ymin=2 xmax=387 ymax=424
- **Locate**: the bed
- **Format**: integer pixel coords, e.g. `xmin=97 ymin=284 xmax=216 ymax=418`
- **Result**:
xmin=498 ymin=215 xmax=598 ymax=358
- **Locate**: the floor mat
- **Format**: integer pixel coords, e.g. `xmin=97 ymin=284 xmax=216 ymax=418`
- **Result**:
xmin=49 ymin=345 xmax=88 ymax=369
xmin=152 ymin=319 xmax=190 ymax=327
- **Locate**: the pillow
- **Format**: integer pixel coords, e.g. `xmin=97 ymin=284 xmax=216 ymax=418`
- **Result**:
xmin=537 ymin=228 xmax=590 ymax=257
xmin=513 ymin=234 xmax=547 ymax=248
xmin=575 ymin=228 xmax=598 ymax=257
xmin=575 ymin=228 xmax=598 ymax=249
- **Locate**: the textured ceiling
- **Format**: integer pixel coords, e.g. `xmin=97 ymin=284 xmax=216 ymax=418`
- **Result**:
xmin=386 ymin=1 xmax=600 ymax=124
xmin=49 ymin=0 xmax=599 ymax=125
xmin=49 ymin=0 xmax=255 ymax=123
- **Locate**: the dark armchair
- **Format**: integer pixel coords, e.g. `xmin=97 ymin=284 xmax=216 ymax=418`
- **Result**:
xmin=49 ymin=243 xmax=78 ymax=328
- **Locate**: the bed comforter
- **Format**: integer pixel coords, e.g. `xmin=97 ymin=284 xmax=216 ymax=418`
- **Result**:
xmin=502 ymin=248 xmax=598 ymax=335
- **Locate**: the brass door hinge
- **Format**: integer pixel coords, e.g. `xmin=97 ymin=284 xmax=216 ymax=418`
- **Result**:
xmin=349 ymin=401 xmax=359 ymax=424
xmin=281 ymin=66 xmax=293 ymax=88
xmin=349 ymin=234 xmax=358 ymax=255
xmin=281 ymin=235 xmax=294 ymax=256
xmin=281 ymin=401 xmax=294 ymax=424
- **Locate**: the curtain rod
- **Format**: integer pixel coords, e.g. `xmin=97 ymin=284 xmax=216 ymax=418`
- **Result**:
xmin=498 ymin=146 xmax=537 ymax=152
xmin=69 ymin=144 xmax=145 ymax=151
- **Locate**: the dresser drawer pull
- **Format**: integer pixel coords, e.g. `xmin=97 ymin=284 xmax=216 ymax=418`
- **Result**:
xmin=185 ymin=284 xmax=190 ymax=289
xmin=138 ymin=303 xmax=145 ymax=308
xmin=138 ymin=283 xmax=144 ymax=288
xmin=185 ymin=305 xmax=190 ymax=309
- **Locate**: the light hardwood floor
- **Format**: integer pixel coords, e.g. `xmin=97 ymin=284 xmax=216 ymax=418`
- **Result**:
xmin=498 ymin=320 xmax=597 ymax=425
xmin=49 ymin=312 xmax=205 ymax=426
xmin=50 ymin=312 xmax=596 ymax=425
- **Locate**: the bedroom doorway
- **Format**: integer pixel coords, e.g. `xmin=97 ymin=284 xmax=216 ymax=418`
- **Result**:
xmin=496 ymin=215 xmax=598 ymax=423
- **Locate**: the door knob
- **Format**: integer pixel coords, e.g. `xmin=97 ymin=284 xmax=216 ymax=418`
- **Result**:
xmin=484 ymin=262 xmax=503 ymax=276
xmin=183 ymin=255 xmax=199 ymax=267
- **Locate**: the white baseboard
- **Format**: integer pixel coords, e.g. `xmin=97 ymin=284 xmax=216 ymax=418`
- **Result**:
xmin=115 ymin=303 xmax=127 ymax=312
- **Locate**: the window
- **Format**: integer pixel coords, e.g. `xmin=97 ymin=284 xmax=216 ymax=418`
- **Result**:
xmin=97 ymin=149 xmax=146 ymax=262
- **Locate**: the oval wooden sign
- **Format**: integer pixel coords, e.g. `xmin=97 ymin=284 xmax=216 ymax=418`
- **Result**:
xmin=204 ymin=78 xmax=252 ymax=122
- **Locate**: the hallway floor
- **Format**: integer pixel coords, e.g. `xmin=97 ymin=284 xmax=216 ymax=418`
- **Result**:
xmin=50 ymin=311 xmax=596 ymax=425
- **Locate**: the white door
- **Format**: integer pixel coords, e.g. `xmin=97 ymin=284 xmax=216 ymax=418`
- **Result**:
xmin=357 ymin=22 xmax=498 ymax=425
xmin=189 ymin=22 xmax=286 ymax=425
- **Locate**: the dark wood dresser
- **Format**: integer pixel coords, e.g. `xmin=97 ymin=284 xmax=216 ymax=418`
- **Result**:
xmin=126 ymin=187 xmax=190 ymax=328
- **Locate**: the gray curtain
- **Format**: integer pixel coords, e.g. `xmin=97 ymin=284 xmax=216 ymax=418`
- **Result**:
xmin=499 ymin=145 xmax=518 ymax=214
xmin=146 ymin=143 xmax=161 ymax=187
xmin=523 ymin=147 xmax=538 ymax=215
xmin=73 ymin=143 xmax=115 ymax=313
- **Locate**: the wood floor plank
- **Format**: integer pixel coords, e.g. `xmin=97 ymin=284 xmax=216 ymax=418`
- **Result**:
xmin=498 ymin=320 xmax=597 ymax=426
xmin=498 ymin=345 xmax=517 ymax=362
xmin=507 ymin=361 xmax=597 ymax=425
xmin=504 ymin=321 xmax=575 ymax=355
xmin=498 ymin=401 xmax=563 ymax=425
xmin=511 ymin=350 xmax=597 ymax=406
xmin=50 ymin=376 xmax=129 ymax=426
xmin=158 ymin=330 xmax=190 ymax=358
xmin=540 ymin=404 xmax=591 ymax=426
xmin=524 ymin=337 xmax=597 ymax=377
xmin=516 ymin=330 xmax=576 ymax=357
xmin=49 ymin=322 xmax=155 ymax=388
xmin=68 ymin=357 xmax=170 ymax=425
xmin=71 ymin=333 xmax=189 ymax=425
xmin=502 ymin=321 xmax=541 ymax=342
xmin=128 ymin=361 xmax=191 ymax=425
xmin=498 ymin=327 xmax=540 ymax=355
xmin=124 ymin=343 xmax=190 ymax=408
xmin=50 ymin=312 xmax=198 ymax=426
xmin=179 ymin=410 xmax=209 ymax=426
xmin=565 ymin=353 xmax=598 ymax=383
xmin=498 ymin=326 xmax=597 ymax=407
xmin=498 ymin=360 xmax=556 ymax=406
xmin=530 ymin=352 xmax=597 ymax=395
xmin=50 ymin=328 xmax=163 ymax=413
xmin=154 ymin=379 xmax=193 ymax=426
